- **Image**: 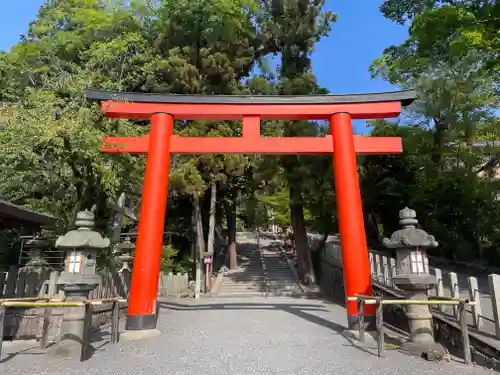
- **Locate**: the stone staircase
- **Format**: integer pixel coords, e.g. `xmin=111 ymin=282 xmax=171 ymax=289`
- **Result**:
xmin=212 ymin=234 xmax=266 ymax=297
xmin=212 ymin=232 xmax=303 ymax=298
xmin=260 ymin=238 xmax=303 ymax=297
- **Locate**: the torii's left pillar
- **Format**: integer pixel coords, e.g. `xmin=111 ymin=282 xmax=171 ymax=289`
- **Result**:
xmin=125 ymin=113 xmax=173 ymax=334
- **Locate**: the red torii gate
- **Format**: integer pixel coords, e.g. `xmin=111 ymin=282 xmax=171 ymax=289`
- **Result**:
xmin=85 ymin=89 xmax=416 ymax=333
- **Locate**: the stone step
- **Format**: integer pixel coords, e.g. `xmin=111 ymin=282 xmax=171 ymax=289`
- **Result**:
xmin=228 ymin=274 xmax=264 ymax=278
xmin=266 ymin=283 xmax=299 ymax=288
xmin=229 ymin=268 xmax=263 ymax=272
xmin=213 ymin=292 xmax=265 ymax=298
xmin=221 ymin=280 xmax=264 ymax=284
xmin=217 ymin=285 xmax=264 ymax=293
xmin=263 ymin=269 xmax=291 ymax=273
xmin=219 ymin=281 xmax=263 ymax=286
xmin=266 ymin=280 xmax=296 ymax=283
xmin=267 ymin=272 xmax=294 ymax=280
xmin=218 ymin=288 xmax=264 ymax=292
xmin=262 ymin=262 xmax=289 ymax=266
xmin=266 ymin=291 xmax=304 ymax=297
xmin=263 ymin=264 xmax=289 ymax=268
xmin=263 ymin=262 xmax=288 ymax=265
xmin=219 ymin=281 xmax=263 ymax=285
xmin=262 ymin=264 xmax=289 ymax=268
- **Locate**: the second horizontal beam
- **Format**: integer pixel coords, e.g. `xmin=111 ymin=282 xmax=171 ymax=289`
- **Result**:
xmin=101 ymin=135 xmax=402 ymax=155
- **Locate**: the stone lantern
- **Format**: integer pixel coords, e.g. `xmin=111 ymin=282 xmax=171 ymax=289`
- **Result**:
xmin=382 ymin=207 xmax=444 ymax=356
xmin=48 ymin=210 xmax=110 ymax=359
xmin=22 ymin=234 xmax=52 ymax=272
xmin=116 ymin=236 xmax=134 ymax=272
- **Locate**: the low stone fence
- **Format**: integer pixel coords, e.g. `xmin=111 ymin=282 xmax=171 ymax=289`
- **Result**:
xmin=2 ymin=300 xmax=128 ymax=341
xmin=308 ymin=233 xmax=500 ymax=370
xmin=1 ymin=268 xmax=189 ymax=340
xmin=1 ymin=267 xmax=190 ymax=300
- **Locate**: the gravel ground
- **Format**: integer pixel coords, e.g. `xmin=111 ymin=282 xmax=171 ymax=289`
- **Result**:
xmin=2 ymin=296 xmax=496 ymax=375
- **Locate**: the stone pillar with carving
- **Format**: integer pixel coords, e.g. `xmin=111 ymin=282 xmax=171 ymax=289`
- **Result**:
xmin=382 ymin=207 xmax=445 ymax=357
xmin=47 ymin=210 xmax=110 ymax=359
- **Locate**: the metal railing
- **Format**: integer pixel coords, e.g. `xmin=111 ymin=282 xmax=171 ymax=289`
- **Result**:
xmin=0 ymin=296 xmax=126 ymax=362
xmin=349 ymin=295 xmax=475 ymax=364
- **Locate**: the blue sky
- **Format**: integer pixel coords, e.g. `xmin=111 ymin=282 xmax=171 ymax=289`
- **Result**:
xmin=0 ymin=0 xmax=408 ymax=133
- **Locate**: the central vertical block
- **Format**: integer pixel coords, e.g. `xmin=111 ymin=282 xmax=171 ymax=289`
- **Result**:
xmin=242 ymin=115 xmax=261 ymax=140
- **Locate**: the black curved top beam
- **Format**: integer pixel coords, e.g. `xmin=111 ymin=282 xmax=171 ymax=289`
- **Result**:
xmin=85 ymin=88 xmax=417 ymax=107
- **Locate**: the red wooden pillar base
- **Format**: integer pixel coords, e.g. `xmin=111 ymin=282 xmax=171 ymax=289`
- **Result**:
xmin=330 ymin=112 xmax=375 ymax=329
xmin=126 ymin=113 xmax=173 ymax=331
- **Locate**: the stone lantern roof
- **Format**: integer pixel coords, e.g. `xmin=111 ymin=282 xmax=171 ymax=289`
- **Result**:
xmin=382 ymin=207 xmax=438 ymax=249
xmin=55 ymin=210 xmax=110 ymax=249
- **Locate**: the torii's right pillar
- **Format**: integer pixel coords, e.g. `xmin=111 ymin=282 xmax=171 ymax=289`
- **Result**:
xmin=330 ymin=112 xmax=375 ymax=329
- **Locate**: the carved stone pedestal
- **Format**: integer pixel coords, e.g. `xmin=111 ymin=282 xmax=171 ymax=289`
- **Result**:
xmin=47 ymin=283 xmax=98 ymax=359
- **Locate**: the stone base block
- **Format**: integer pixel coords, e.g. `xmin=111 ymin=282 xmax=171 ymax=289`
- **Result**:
xmin=342 ymin=329 xmax=380 ymax=348
xmin=46 ymin=336 xmax=95 ymax=360
xmin=120 ymin=328 xmax=162 ymax=341
xmin=400 ymin=340 xmax=448 ymax=361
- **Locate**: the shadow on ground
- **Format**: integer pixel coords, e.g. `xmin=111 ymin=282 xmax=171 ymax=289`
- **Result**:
xmin=158 ymin=300 xmax=401 ymax=357
xmin=0 ymin=325 xmax=113 ymax=364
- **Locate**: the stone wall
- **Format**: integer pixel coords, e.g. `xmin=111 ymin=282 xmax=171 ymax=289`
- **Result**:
xmin=318 ymin=253 xmax=500 ymax=370
xmin=3 ymin=302 xmax=128 ymax=341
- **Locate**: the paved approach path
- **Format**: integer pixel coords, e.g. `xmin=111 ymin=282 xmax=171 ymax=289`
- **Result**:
xmin=3 ymin=296 xmax=496 ymax=375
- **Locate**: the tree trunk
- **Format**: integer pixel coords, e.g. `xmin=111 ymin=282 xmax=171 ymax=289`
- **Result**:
xmin=432 ymin=117 xmax=447 ymax=166
xmin=226 ymin=201 xmax=238 ymax=270
xmin=193 ymin=194 xmax=205 ymax=298
xmin=206 ymin=181 xmax=217 ymax=286
xmin=289 ymin=188 xmax=316 ymax=285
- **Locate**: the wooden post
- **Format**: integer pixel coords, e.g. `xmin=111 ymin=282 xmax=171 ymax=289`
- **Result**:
xmin=0 ymin=304 xmax=5 ymax=361
xmin=112 ymin=301 xmax=120 ymax=344
xmin=488 ymin=274 xmax=500 ymax=339
xmin=358 ymin=299 xmax=365 ymax=342
xmin=80 ymin=303 xmax=93 ymax=362
xmin=459 ymin=301 xmax=472 ymax=365
xmin=467 ymin=276 xmax=482 ymax=329
xmin=376 ymin=300 xmax=384 ymax=358
xmin=40 ymin=307 xmax=52 ymax=350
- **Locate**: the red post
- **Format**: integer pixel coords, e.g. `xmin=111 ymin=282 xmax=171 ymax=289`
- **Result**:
xmin=126 ymin=112 xmax=173 ymax=331
xmin=330 ymin=112 xmax=375 ymax=329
